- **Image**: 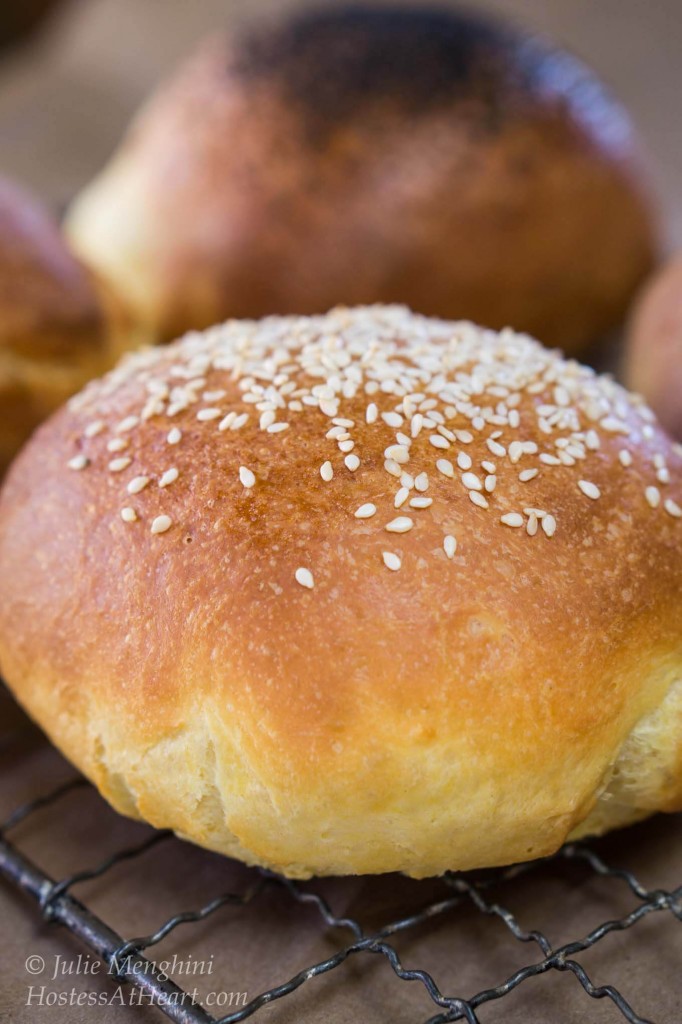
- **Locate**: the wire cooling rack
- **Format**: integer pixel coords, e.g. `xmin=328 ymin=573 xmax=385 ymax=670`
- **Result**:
xmin=1 ymin=713 xmax=681 ymax=1024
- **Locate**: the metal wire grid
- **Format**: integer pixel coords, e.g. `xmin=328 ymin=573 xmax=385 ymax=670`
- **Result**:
xmin=1 ymin=725 xmax=681 ymax=1024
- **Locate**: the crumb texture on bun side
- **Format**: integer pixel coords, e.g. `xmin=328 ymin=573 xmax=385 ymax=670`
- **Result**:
xmin=0 ymin=177 xmax=136 ymax=475
xmin=0 ymin=306 xmax=681 ymax=878
xmin=65 ymin=5 xmax=656 ymax=352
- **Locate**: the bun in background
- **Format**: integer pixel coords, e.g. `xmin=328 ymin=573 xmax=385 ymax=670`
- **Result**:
xmin=66 ymin=5 xmax=657 ymax=353
xmin=0 ymin=177 xmax=138 ymax=474
xmin=624 ymin=255 xmax=682 ymax=440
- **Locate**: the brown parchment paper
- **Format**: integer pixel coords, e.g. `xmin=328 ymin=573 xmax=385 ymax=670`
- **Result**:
xmin=1 ymin=1 xmax=682 ymax=1021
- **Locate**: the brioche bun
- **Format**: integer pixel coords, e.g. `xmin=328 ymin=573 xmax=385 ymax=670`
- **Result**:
xmin=1 ymin=306 xmax=681 ymax=878
xmin=624 ymin=255 xmax=682 ymax=440
xmin=65 ymin=5 xmax=656 ymax=353
xmin=0 ymin=178 xmax=136 ymax=475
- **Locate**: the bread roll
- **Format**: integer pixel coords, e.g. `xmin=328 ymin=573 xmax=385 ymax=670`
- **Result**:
xmin=65 ymin=5 xmax=656 ymax=353
xmin=623 ymin=256 xmax=682 ymax=440
xmin=0 ymin=177 xmax=137 ymax=475
xmin=1 ymin=306 xmax=680 ymax=878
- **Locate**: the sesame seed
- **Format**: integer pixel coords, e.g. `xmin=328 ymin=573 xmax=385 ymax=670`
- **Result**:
xmin=239 ymin=466 xmax=256 ymax=489
xmin=500 ymin=512 xmax=524 ymax=528
xmin=385 ymin=516 xmax=413 ymax=533
xmin=385 ymin=444 xmax=409 ymax=464
xmin=107 ymin=438 xmax=128 ymax=452
xmin=469 ymin=491 xmax=489 ymax=509
xmin=645 ymin=486 xmax=660 ymax=509
xmin=295 ymin=567 xmax=314 ymax=589
xmin=382 ymin=411 xmax=403 ymax=428
xmin=484 ymin=475 xmax=497 ymax=493
xmin=457 ymin=452 xmax=472 ymax=471
xmin=159 ymin=468 xmax=179 ymax=488
xmin=382 ymin=551 xmax=401 ymax=571
xmin=461 ymin=472 xmax=483 ymax=491
xmin=355 ymin=503 xmax=377 ymax=519
xmin=436 ymin=458 xmax=454 ymax=478
xmin=319 ymin=399 xmax=338 ymax=417
xmin=230 ymin=413 xmax=249 ymax=430
xmin=540 ymin=453 xmax=561 ymax=466
xmin=394 ymin=488 xmax=410 ymax=509
xmin=197 ymin=408 xmax=222 ymax=421
xmin=508 ymin=441 xmax=524 ymax=464
xmin=400 ymin=472 xmax=414 ymax=489
xmin=411 ymin=413 xmax=423 ymax=438
xmin=578 ymin=480 xmax=601 ymax=500
xmin=121 ymin=507 xmax=137 ymax=523
xmin=67 ymin=454 xmax=89 ymax=471
xmin=657 ymin=467 xmax=670 ymax=484
xmin=116 ymin=415 xmax=139 ymax=433
xmin=618 ymin=449 xmax=632 ymax=467
xmin=151 ymin=515 xmax=172 ymax=535
xmin=84 ymin=421 xmax=104 ymax=438
xmin=487 ymin=439 xmax=506 ymax=458
xmin=320 ymin=460 xmax=333 ymax=482
xmin=384 ymin=459 xmax=402 ymax=478
xmin=601 ymin=417 xmax=629 ymax=434
xmin=664 ymin=498 xmax=682 ymax=518
xmin=519 ymin=468 xmax=539 ymax=483
xmin=481 ymin=461 xmax=496 ymax=474
xmin=268 ymin=421 xmax=289 ymax=434
xmin=167 ymin=427 xmax=182 ymax=444
xmin=430 ymin=434 xmax=450 ymax=450
xmin=526 ymin=513 xmax=538 ymax=536
xmin=366 ymin=403 xmax=378 ymax=424
xmin=108 ymin=457 xmax=131 ymax=473
xmin=410 ymin=496 xmax=432 ymax=509
xmin=338 ymin=438 xmax=355 ymax=453
xmin=443 ymin=535 xmax=457 ymax=558
xmin=542 ymin=514 xmax=557 ymax=538
xmin=127 ymin=476 xmax=150 ymax=495
xmin=414 ymin=472 xmax=429 ymax=492
xmin=345 ymin=454 xmax=360 ymax=471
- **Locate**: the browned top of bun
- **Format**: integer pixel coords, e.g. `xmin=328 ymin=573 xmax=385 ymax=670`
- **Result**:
xmin=232 ymin=6 xmax=572 ymax=132
xmin=0 ymin=307 xmax=680 ymax=877
xmin=66 ymin=6 xmax=656 ymax=352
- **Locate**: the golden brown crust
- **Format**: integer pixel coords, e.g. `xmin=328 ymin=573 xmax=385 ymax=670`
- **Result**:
xmin=0 ymin=307 xmax=681 ymax=877
xmin=623 ymin=255 xmax=682 ymax=440
xmin=0 ymin=178 xmax=138 ymax=475
xmin=65 ymin=7 xmax=657 ymax=355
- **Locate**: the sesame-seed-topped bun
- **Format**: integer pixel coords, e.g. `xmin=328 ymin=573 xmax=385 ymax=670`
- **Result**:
xmin=1 ymin=306 xmax=681 ymax=878
xmin=65 ymin=5 xmax=656 ymax=354
xmin=0 ymin=177 xmax=138 ymax=476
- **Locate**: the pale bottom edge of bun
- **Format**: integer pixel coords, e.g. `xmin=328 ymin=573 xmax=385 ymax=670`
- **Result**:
xmin=8 ymin=668 xmax=682 ymax=880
